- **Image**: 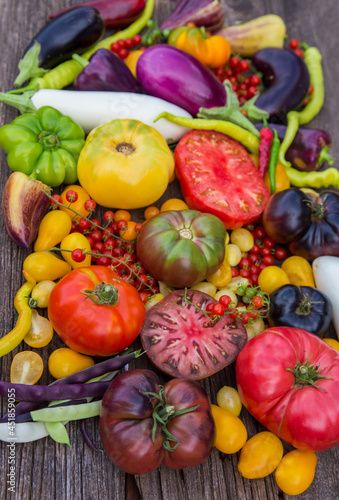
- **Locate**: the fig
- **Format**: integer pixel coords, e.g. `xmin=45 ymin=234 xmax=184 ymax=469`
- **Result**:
xmin=2 ymin=172 xmax=51 ymax=248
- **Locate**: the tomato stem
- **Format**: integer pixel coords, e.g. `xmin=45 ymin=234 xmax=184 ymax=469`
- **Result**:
xmin=82 ymin=283 xmax=119 ymax=305
xmin=287 ymin=354 xmax=333 ymax=389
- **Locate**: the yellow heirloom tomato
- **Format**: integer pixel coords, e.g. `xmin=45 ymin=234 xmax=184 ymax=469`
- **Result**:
xmin=77 ymin=119 xmax=175 ymax=209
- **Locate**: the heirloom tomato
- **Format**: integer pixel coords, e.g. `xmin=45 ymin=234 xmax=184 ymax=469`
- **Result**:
xmin=238 ymin=431 xmax=284 ymax=479
xmin=136 ymin=209 xmax=226 ymax=288
xmin=236 ymin=326 xmax=339 ymax=451
xmin=100 ymin=369 xmax=215 ymax=475
xmin=48 ymin=266 xmax=146 ymax=356
xmin=262 ymin=188 xmax=339 ymax=260
xmin=275 ymin=449 xmax=317 ymax=496
xmin=174 ymin=130 xmax=270 ymax=229
xmin=77 ymin=119 xmax=174 ymax=209
xmin=140 ymin=289 xmax=247 ymax=380
xmin=210 ymin=404 xmax=247 ymax=453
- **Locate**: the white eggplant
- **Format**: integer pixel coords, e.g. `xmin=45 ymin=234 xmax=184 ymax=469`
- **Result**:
xmin=31 ymin=89 xmax=192 ymax=141
xmin=312 ymin=256 xmax=339 ymax=339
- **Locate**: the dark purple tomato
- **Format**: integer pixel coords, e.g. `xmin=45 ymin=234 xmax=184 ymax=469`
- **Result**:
xmin=140 ymin=289 xmax=247 ymax=380
xmin=268 ymin=284 xmax=333 ymax=337
xmin=262 ymin=188 xmax=339 ymax=260
xmin=100 ymin=369 xmax=215 ymax=474
xmin=136 ymin=209 xmax=226 ymax=288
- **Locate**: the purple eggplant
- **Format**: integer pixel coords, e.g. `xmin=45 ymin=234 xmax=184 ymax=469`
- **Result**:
xmin=73 ymin=48 xmax=143 ymax=92
xmin=252 ymin=48 xmax=310 ymax=120
xmin=136 ymin=44 xmax=226 ymax=116
xmin=160 ymin=0 xmax=224 ymax=32
xmin=255 ymin=123 xmax=333 ymax=171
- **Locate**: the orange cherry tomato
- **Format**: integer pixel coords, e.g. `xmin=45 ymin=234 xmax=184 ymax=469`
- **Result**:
xmin=10 ymin=351 xmax=44 ymax=384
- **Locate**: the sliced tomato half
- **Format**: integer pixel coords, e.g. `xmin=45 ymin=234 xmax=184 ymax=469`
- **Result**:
xmin=174 ymin=130 xmax=270 ymax=229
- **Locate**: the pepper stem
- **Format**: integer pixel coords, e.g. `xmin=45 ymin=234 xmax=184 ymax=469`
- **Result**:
xmin=318 ymin=146 xmax=334 ymax=166
xmin=72 ymin=54 xmax=89 ymax=68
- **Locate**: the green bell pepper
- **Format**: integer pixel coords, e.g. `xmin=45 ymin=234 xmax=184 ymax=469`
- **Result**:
xmin=0 ymin=106 xmax=85 ymax=187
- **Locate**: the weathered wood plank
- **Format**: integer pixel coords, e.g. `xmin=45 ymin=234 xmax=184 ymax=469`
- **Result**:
xmin=0 ymin=1 xmax=338 ymax=499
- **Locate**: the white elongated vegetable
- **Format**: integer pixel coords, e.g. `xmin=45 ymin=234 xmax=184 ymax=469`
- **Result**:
xmin=31 ymin=89 xmax=192 ymax=141
xmin=312 ymin=256 xmax=339 ymax=339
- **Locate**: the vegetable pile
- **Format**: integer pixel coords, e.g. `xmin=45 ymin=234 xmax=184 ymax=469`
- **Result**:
xmin=0 ymin=0 xmax=339 ymax=496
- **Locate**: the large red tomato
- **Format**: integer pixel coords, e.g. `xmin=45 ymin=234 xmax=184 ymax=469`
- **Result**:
xmin=48 ymin=266 xmax=146 ymax=356
xmin=100 ymin=369 xmax=215 ymax=474
xmin=174 ymin=130 xmax=270 ymax=229
xmin=140 ymin=289 xmax=247 ymax=380
xmin=236 ymin=326 xmax=339 ymax=451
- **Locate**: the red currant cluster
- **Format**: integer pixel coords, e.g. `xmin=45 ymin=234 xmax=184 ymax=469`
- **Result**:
xmin=50 ymin=193 xmax=159 ymax=303
xmin=110 ymin=34 xmax=143 ymax=60
xmin=232 ymin=224 xmax=287 ymax=286
xmin=214 ymin=56 xmax=262 ymax=104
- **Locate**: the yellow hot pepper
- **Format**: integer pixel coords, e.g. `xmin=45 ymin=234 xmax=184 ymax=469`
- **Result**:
xmin=168 ymin=26 xmax=231 ymax=68
xmin=0 ymin=271 xmax=36 ymax=358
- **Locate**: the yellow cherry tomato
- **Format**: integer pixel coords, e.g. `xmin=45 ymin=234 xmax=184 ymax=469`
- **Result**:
xmin=34 ymin=210 xmax=72 ymax=252
xmin=281 ymin=255 xmax=315 ymax=287
xmin=190 ymin=281 xmax=217 ymax=296
xmin=275 ymin=450 xmax=317 ymax=496
xmin=48 ymin=348 xmax=95 ymax=379
xmin=10 ymin=351 xmax=44 ymax=385
xmin=214 ymin=288 xmax=238 ymax=307
xmin=59 ymin=185 xmax=91 ymax=221
xmin=264 ymin=163 xmax=290 ymax=192
xmin=160 ymin=198 xmax=189 ymax=212
xmin=206 ymin=257 xmax=232 ymax=288
xmin=225 ymin=243 xmax=242 ymax=267
xmin=60 ymin=232 xmax=92 ymax=268
xmin=210 ymin=404 xmax=247 ymax=454
xmin=24 ymin=309 xmax=54 ymax=348
xmin=258 ymin=266 xmax=290 ymax=294
xmin=23 ymin=252 xmax=72 ymax=282
xmin=114 ymin=209 xmax=131 ymax=222
xmin=144 ymin=206 xmax=160 ymax=220
xmin=225 ymin=276 xmax=249 ymax=293
xmin=124 ymin=49 xmax=144 ymax=78
xmin=216 ymin=386 xmax=242 ymax=416
xmin=145 ymin=293 xmax=164 ymax=311
xmin=230 ymin=228 xmax=254 ymax=252
xmin=31 ymin=280 xmax=56 ymax=308
xmin=119 ymin=220 xmax=138 ymax=241
xmin=323 ymin=338 xmax=339 ymax=351
xmin=238 ymin=431 xmax=284 ymax=479
xmin=245 ymin=317 xmax=266 ymax=340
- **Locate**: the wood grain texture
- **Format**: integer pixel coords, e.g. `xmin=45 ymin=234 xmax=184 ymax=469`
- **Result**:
xmin=0 ymin=1 xmax=338 ymax=499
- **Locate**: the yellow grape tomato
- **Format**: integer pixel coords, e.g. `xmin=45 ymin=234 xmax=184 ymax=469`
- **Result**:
xmin=160 ymin=198 xmax=189 ymax=212
xmin=211 ymin=404 xmax=247 ymax=454
xmin=275 ymin=450 xmax=317 ymax=496
xmin=216 ymin=386 xmax=242 ymax=416
xmin=10 ymin=351 xmax=44 ymax=385
xmin=145 ymin=293 xmax=164 ymax=311
xmin=48 ymin=348 xmax=95 ymax=379
xmin=206 ymin=258 xmax=232 ymax=288
xmin=225 ymin=244 xmax=242 ymax=267
xmin=322 ymin=338 xmax=339 ymax=351
xmin=245 ymin=317 xmax=266 ymax=340
xmin=214 ymin=289 xmax=238 ymax=307
xmin=60 ymin=232 xmax=92 ymax=268
xmin=24 ymin=309 xmax=54 ymax=348
xmin=31 ymin=280 xmax=56 ymax=308
xmin=281 ymin=256 xmax=315 ymax=287
xmin=230 ymin=228 xmax=254 ymax=252
xmin=190 ymin=281 xmax=217 ymax=296
xmin=238 ymin=431 xmax=284 ymax=479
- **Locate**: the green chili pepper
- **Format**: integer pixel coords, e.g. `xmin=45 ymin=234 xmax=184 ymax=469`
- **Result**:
xmin=279 ymin=45 xmax=325 ymax=168
xmin=0 ymin=271 xmax=36 ymax=358
xmin=0 ymin=106 xmax=85 ymax=187
xmin=268 ymin=129 xmax=280 ymax=194
xmin=11 ymin=0 xmax=155 ymax=94
xmin=154 ymin=112 xmax=260 ymax=154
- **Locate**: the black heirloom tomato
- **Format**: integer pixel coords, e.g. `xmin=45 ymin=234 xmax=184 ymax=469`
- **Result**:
xmin=100 ymin=369 xmax=215 ymax=475
xmin=262 ymin=188 xmax=339 ymax=260
xmin=268 ymin=284 xmax=333 ymax=337
xmin=136 ymin=209 xmax=226 ymax=288
xmin=140 ymin=289 xmax=247 ymax=380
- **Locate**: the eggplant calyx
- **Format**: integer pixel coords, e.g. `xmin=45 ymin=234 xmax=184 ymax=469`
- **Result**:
xmin=82 ymin=283 xmax=119 ymax=305
xmin=295 ymin=293 xmax=322 ymax=316
xmin=143 ymin=386 xmax=201 ymax=452
xmin=287 ymin=355 xmax=333 ymax=389
xmin=14 ymin=41 xmax=48 ymax=88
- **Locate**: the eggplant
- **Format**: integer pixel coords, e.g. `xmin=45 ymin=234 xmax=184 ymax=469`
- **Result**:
xmin=136 ymin=44 xmax=226 ymax=116
xmin=160 ymin=0 xmax=224 ymax=32
xmin=2 ymin=172 xmax=50 ymax=248
xmin=73 ymin=49 xmax=143 ymax=93
xmin=255 ymin=123 xmax=333 ymax=171
xmin=252 ymin=48 xmax=310 ymax=120
xmin=15 ymin=7 xmax=105 ymax=86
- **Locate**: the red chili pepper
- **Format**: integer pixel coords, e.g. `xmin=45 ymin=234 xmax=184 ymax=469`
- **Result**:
xmin=258 ymin=123 xmax=274 ymax=177
xmin=48 ymin=0 xmax=146 ymax=29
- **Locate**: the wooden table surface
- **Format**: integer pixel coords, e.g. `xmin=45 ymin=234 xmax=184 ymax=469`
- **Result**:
xmin=0 ymin=1 xmax=338 ymax=499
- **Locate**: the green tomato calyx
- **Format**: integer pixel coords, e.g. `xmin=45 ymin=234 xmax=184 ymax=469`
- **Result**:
xmin=83 ymin=283 xmax=119 ymax=306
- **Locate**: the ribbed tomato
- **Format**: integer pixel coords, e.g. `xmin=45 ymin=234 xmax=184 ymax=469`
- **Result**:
xmin=174 ymin=130 xmax=270 ymax=229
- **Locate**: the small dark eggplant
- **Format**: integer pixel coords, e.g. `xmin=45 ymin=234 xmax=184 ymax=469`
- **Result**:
xmin=252 ymin=48 xmax=310 ymax=120
xmin=73 ymin=49 xmax=143 ymax=93
xmin=255 ymin=123 xmax=333 ymax=171
xmin=268 ymin=284 xmax=333 ymax=337
xmin=15 ymin=7 xmax=105 ymax=86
